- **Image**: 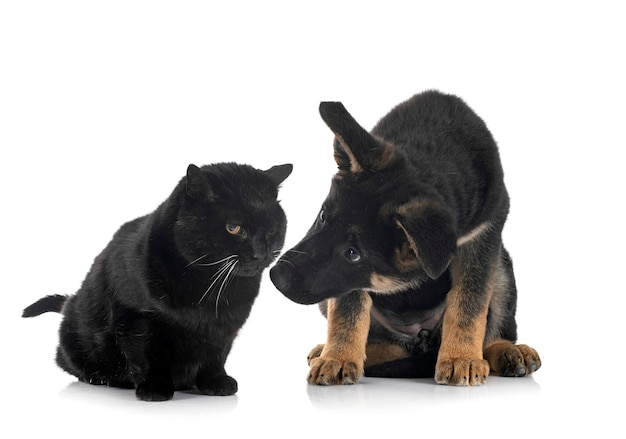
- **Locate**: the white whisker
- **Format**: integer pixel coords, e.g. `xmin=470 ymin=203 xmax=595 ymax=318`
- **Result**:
xmin=196 ymin=254 xmax=238 ymax=266
xmin=215 ymin=260 xmax=238 ymax=317
xmin=184 ymin=254 xmax=207 ymax=269
xmin=198 ymin=259 xmax=236 ymax=304
xmin=286 ymin=249 xmax=307 ymax=255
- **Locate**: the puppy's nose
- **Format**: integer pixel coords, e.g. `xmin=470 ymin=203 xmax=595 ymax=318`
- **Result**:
xmin=270 ymin=263 xmax=294 ymax=292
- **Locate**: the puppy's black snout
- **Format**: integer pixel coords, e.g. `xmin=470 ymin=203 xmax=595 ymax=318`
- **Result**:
xmin=270 ymin=263 xmax=295 ymax=292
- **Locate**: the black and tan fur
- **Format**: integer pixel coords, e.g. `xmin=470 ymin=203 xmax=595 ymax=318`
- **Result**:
xmin=270 ymin=90 xmax=540 ymax=385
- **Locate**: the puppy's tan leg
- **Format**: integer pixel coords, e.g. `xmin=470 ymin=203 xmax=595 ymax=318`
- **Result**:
xmin=484 ymin=340 xmax=541 ymax=377
xmin=435 ymin=259 xmax=495 ymax=386
xmin=307 ymin=290 xmax=371 ymax=385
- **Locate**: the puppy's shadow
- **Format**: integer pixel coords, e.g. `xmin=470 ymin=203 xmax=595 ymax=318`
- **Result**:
xmin=306 ymin=375 xmax=542 ymax=412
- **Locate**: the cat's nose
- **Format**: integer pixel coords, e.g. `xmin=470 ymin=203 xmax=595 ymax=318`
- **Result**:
xmin=251 ymin=239 xmax=268 ymax=261
xmin=252 ymin=251 xmax=267 ymax=261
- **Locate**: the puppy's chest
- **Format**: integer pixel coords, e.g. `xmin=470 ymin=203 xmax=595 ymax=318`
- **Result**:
xmin=368 ymin=274 xmax=450 ymax=340
xmin=370 ymin=301 xmax=445 ymax=341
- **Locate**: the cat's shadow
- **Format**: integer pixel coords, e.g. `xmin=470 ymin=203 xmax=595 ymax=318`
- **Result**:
xmin=59 ymin=381 xmax=239 ymax=412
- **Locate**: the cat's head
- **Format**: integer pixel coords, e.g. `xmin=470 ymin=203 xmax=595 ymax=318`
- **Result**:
xmin=174 ymin=162 xmax=293 ymax=277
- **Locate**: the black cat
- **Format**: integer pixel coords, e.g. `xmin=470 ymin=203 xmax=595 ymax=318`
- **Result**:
xmin=23 ymin=162 xmax=292 ymax=401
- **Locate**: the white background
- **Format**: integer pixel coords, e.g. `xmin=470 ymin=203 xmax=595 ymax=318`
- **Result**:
xmin=1 ymin=1 xmax=624 ymax=437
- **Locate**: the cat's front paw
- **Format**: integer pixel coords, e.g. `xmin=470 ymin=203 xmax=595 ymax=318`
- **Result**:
xmin=197 ymin=374 xmax=238 ymax=396
xmin=135 ymin=381 xmax=175 ymax=401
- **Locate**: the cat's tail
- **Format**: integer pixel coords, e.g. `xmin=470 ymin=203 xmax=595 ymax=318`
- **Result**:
xmin=22 ymin=294 xmax=69 ymax=317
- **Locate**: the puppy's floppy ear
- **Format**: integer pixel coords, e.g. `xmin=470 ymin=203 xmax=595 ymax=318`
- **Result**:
xmin=186 ymin=164 xmax=216 ymax=200
xmin=392 ymin=200 xmax=457 ymax=279
xmin=265 ymin=163 xmax=293 ymax=186
xmin=319 ymin=102 xmax=394 ymax=175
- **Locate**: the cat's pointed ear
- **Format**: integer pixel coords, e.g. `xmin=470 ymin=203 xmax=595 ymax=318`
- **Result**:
xmin=186 ymin=164 xmax=215 ymax=199
xmin=319 ymin=102 xmax=394 ymax=176
xmin=265 ymin=164 xmax=293 ymax=186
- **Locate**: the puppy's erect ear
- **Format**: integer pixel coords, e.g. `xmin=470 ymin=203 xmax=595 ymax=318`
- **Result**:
xmin=319 ymin=102 xmax=394 ymax=175
xmin=392 ymin=200 xmax=457 ymax=279
xmin=186 ymin=164 xmax=216 ymax=200
xmin=265 ymin=163 xmax=293 ymax=186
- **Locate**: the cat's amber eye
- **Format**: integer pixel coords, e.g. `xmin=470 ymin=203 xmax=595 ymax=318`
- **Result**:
xmin=226 ymin=223 xmax=242 ymax=235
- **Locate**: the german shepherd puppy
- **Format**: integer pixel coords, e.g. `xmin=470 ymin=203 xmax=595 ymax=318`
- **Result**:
xmin=270 ymin=90 xmax=541 ymax=386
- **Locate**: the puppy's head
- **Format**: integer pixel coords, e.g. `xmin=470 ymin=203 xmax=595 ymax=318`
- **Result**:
xmin=270 ymin=102 xmax=457 ymax=305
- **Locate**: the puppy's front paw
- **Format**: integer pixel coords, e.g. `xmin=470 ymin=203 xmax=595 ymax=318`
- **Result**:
xmin=307 ymin=356 xmax=363 ymax=385
xmin=435 ymin=357 xmax=489 ymax=386
xmin=307 ymin=344 xmax=325 ymax=365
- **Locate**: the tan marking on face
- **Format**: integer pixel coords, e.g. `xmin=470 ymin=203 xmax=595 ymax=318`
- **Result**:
xmin=457 ymin=221 xmax=492 ymax=246
xmin=369 ymin=273 xmax=412 ymax=294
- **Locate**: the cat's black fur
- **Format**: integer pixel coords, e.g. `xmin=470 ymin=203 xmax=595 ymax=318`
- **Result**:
xmin=23 ymin=162 xmax=292 ymax=401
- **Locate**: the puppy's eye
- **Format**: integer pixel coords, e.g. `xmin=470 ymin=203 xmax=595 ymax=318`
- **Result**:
xmin=318 ymin=209 xmax=326 ymax=223
xmin=226 ymin=223 xmax=242 ymax=235
xmin=345 ymin=247 xmax=361 ymax=263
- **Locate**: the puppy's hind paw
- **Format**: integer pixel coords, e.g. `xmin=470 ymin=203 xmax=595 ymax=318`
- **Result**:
xmin=484 ymin=341 xmax=541 ymax=377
